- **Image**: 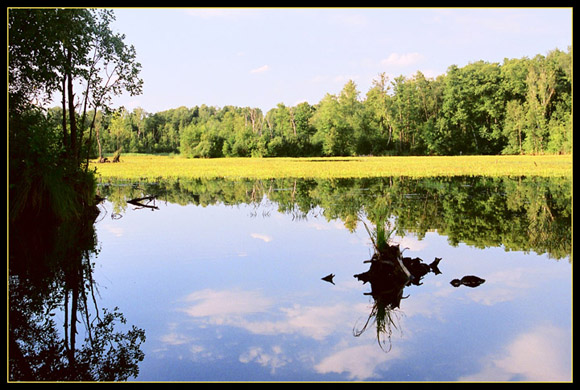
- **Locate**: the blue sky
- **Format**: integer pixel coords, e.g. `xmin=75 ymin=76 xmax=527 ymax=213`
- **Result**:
xmin=109 ymin=7 xmax=572 ymax=113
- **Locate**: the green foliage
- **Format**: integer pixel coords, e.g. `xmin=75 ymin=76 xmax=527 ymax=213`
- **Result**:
xmin=90 ymin=48 xmax=570 ymax=159
xmin=9 ymin=109 xmax=97 ymax=224
xmin=9 ymin=8 xmax=143 ymax=166
xmin=9 ymin=8 xmax=143 ymax=224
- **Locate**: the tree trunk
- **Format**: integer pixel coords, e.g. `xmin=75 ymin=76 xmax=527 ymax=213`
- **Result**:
xmin=61 ymin=75 xmax=69 ymax=150
xmin=85 ymin=109 xmax=99 ymax=169
xmin=66 ymin=49 xmax=78 ymax=163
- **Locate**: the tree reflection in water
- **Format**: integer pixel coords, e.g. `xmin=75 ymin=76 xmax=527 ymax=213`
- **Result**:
xmin=97 ymin=176 xmax=572 ymax=260
xmin=92 ymin=175 xmax=571 ymax=355
xmin=9 ymin=200 xmax=145 ymax=381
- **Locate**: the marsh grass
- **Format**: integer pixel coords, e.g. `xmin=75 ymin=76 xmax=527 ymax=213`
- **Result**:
xmin=90 ymin=154 xmax=572 ymax=180
xmin=362 ymin=219 xmax=394 ymax=254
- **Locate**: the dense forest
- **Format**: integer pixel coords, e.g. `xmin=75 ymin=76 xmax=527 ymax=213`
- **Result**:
xmin=58 ymin=47 xmax=571 ymax=159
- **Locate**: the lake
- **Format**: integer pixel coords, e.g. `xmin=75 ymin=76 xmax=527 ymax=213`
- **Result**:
xmin=9 ymin=176 xmax=572 ymax=382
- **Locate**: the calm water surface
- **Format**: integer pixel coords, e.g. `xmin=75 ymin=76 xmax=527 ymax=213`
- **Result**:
xmin=10 ymin=176 xmax=572 ymax=382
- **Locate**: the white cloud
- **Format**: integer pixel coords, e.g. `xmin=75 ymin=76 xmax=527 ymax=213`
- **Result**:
xmin=181 ymin=289 xmax=273 ymax=319
xmin=381 ymin=52 xmax=425 ymax=67
xmin=104 ymin=225 xmax=124 ymax=237
xmin=276 ymin=303 xmax=354 ymax=340
xmin=250 ymin=65 xmax=270 ymax=74
xmin=468 ymin=266 xmax=565 ymax=306
xmin=180 ymin=288 xmax=368 ymax=341
xmin=160 ymin=332 xmax=192 ymax=346
xmin=307 ymin=220 xmax=347 ymax=231
xmin=315 ymin=344 xmax=401 ymax=380
xmin=251 ymin=232 xmax=273 ymax=242
xmin=225 ymin=303 xmax=360 ymax=341
xmin=459 ymin=324 xmax=571 ymax=382
xmin=239 ymin=346 xmax=290 ymax=374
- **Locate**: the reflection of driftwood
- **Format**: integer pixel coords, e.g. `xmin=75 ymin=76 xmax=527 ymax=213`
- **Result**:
xmin=127 ymin=196 xmax=159 ymax=210
xmin=353 ymin=243 xmax=417 ymax=351
xmin=321 ymin=273 xmax=335 ymax=285
xmin=355 ymin=250 xmax=442 ymax=290
xmin=450 ymin=275 xmax=485 ymax=288
xmin=353 ymin=242 xmax=444 ymax=351
xmin=402 ymin=256 xmax=442 ymax=286
xmin=355 ymin=244 xmax=413 ymax=287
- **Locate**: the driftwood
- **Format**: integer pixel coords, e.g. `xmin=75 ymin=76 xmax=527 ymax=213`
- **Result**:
xmin=127 ymin=196 xmax=159 ymax=210
xmin=97 ymin=154 xmax=120 ymax=163
xmin=98 ymin=149 xmax=121 ymax=163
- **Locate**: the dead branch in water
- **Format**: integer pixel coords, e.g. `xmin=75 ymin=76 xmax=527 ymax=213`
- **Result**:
xmin=127 ymin=195 xmax=159 ymax=210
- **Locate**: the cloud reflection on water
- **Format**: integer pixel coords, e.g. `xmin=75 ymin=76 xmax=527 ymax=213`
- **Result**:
xmin=459 ymin=324 xmax=571 ymax=381
xmin=92 ymin=177 xmax=571 ymax=381
xmin=179 ymin=288 xmax=368 ymax=340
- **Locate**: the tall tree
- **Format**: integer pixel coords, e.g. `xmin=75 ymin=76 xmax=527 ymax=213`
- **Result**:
xmin=365 ymin=73 xmax=393 ymax=154
xmin=9 ymin=9 xmax=142 ymax=165
xmin=312 ymin=92 xmax=352 ymax=156
xmin=83 ymin=10 xmax=143 ymax=163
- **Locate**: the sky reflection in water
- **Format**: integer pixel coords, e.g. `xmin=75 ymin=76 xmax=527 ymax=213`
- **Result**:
xmin=92 ymin=179 xmax=571 ymax=382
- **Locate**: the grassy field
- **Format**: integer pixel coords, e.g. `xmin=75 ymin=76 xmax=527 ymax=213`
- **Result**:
xmin=90 ymin=154 xmax=572 ymax=180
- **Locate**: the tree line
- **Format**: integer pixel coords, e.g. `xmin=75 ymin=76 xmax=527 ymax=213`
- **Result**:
xmin=79 ymin=47 xmax=570 ymax=159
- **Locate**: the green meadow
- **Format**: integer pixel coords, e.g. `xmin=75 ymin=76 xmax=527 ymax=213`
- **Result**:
xmin=90 ymin=154 xmax=572 ymax=180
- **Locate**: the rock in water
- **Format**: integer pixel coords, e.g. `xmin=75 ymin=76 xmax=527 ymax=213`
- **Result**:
xmin=321 ymin=273 xmax=335 ymax=285
xmin=450 ymin=275 xmax=485 ymax=288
